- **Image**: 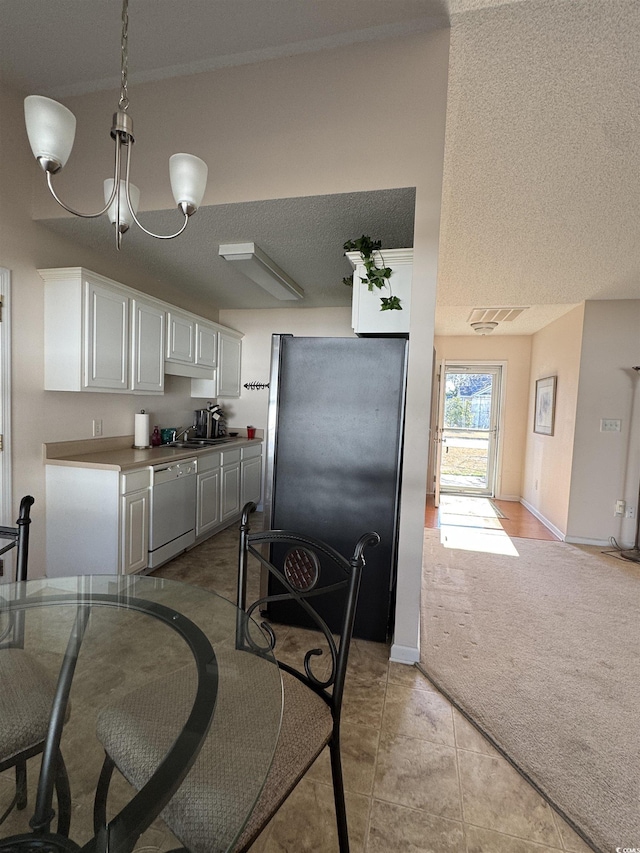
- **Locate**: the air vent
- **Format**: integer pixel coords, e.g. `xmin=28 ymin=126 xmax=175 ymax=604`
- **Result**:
xmin=468 ymin=307 xmax=528 ymax=324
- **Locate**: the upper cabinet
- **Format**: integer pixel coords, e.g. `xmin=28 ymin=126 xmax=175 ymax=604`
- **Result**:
xmin=190 ymin=328 xmax=242 ymax=399
xmin=41 ymin=267 xmax=151 ymax=394
xmin=131 ymin=297 xmax=165 ymax=393
xmin=216 ymin=330 xmax=242 ymax=397
xmin=166 ymin=310 xmax=196 ymax=364
xmin=346 ymin=248 xmax=413 ymax=336
xmin=40 ymin=267 xmax=240 ymax=395
xmin=165 ymin=312 xmax=220 ymax=378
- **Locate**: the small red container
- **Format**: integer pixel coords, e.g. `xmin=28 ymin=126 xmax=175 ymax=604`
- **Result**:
xmin=247 ymin=426 xmax=256 ymax=440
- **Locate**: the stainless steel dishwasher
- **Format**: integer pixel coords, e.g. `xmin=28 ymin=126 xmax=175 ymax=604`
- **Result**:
xmin=148 ymin=458 xmax=197 ymax=569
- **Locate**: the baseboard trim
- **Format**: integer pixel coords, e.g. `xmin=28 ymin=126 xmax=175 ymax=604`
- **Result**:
xmin=520 ymin=499 xmax=565 ymax=540
xmin=495 ymin=494 xmax=520 ymax=502
xmin=564 ymin=535 xmax=612 ymax=546
xmin=390 ymin=643 xmax=420 ymax=665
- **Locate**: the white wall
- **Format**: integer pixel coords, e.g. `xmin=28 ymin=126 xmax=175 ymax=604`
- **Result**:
xmin=522 ymin=306 xmax=584 ymax=536
xmin=566 ymin=300 xmax=640 ymax=546
xmin=4 ymin=30 xmax=451 ymax=653
xmin=218 ymin=308 xmax=354 ymax=427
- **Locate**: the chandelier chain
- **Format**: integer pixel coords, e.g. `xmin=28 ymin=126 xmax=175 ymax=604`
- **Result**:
xmin=118 ymin=0 xmax=130 ymax=112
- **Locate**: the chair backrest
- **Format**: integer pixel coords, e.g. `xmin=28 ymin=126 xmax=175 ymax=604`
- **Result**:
xmin=0 ymin=495 xmax=34 ymax=648
xmin=237 ymin=502 xmax=379 ymax=718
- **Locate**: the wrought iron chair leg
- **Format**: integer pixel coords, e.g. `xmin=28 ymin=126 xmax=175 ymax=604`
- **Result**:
xmin=329 ymin=735 xmax=350 ymax=853
xmin=93 ymin=753 xmax=116 ymax=836
xmin=54 ymin=751 xmax=72 ymax=837
xmin=15 ymin=760 xmax=28 ymax=810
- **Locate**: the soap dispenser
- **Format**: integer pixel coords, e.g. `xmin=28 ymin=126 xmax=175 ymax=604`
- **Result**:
xmin=151 ymin=425 xmax=162 ymax=447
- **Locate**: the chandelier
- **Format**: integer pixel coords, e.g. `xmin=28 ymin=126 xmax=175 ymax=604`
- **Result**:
xmin=23 ymin=0 xmax=208 ymax=249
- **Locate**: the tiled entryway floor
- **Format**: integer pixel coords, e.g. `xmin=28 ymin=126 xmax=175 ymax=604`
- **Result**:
xmin=153 ymin=522 xmax=593 ymax=853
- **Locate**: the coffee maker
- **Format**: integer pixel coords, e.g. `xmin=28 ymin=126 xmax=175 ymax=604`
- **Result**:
xmin=193 ymin=403 xmax=224 ymax=439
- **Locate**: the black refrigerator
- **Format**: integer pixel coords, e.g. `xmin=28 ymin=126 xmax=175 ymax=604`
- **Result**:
xmin=263 ymin=335 xmax=408 ymax=642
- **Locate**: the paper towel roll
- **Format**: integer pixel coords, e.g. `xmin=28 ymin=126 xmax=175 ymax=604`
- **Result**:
xmin=134 ymin=412 xmax=150 ymax=448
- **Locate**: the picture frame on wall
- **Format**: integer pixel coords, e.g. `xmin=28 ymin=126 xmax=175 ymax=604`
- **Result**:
xmin=534 ymin=375 xmax=557 ymax=435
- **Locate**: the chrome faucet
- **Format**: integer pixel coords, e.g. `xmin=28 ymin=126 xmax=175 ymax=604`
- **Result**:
xmin=173 ymin=425 xmax=194 ymax=441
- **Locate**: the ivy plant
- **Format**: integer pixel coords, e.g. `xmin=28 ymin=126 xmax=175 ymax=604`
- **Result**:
xmin=342 ymin=235 xmax=402 ymax=311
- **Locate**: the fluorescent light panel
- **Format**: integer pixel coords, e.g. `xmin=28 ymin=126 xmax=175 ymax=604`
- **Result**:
xmin=219 ymin=242 xmax=304 ymax=301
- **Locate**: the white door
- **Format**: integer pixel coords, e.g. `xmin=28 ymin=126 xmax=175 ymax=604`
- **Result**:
xmin=433 ymin=359 xmax=446 ymax=507
xmin=436 ymin=364 xmax=503 ymax=498
xmin=0 ymin=270 xmax=12 ymax=576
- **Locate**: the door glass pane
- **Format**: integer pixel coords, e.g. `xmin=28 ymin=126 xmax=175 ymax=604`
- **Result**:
xmin=440 ymin=372 xmax=495 ymax=494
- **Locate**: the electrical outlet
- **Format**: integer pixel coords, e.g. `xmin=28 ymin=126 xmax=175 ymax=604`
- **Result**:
xmin=626 ymin=506 xmax=636 ymax=519
xmin=601 ymin=419 xmax=622 ymax=432
xmin=615 ymin=499 xmax=626 ymax=516
xmin=93 ymin=419 xmax=103 ymax=437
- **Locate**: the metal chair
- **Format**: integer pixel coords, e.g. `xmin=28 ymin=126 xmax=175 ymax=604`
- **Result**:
xmin=0 ymin=496 xmax=71 ymax=833
xmin=93 ymin=502 xmax=379 ymax=853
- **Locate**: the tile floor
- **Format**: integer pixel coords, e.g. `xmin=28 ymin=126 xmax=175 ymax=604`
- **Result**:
xmin=151 ymin=519 xmax=593 ymax=853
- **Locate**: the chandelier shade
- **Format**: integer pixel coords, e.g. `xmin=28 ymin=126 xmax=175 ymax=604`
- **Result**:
xmin=22 ymin=0 xmax=207 ymax=250
xmin=169 ymin=154 xmax=208 ymax=212
xmin=104 ymin=179 xmax=140 ymax=232
xmin=24 ymin=95 xmax=76 ymax=172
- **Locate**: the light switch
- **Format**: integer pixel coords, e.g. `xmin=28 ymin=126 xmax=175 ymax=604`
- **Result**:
xmin=601 ymin=419 xmax=622 ymax=432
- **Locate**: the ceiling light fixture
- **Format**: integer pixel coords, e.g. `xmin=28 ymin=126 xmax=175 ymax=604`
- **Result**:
xmin=471 ymin=321 xmax=498 ymax=334
xmin=218 ymin=243 xmax=304 ymax=301
xmin=23 ymin=0 xmax=207 ymax=250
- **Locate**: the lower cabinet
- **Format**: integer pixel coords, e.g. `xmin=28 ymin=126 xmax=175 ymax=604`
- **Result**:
xmin=241 ymin=444 xmax=262 ymax=506
xmin=195 ymin=443 xmax=262 ymax=541
xmin=45 ymin=442 xmax=262 ymax=577
xmin=196 ymin=455 xmax=222 ymax=539
xmin=220 ymin=448 xmax=241 ymax=523
xmin=121 ymin=469 xmax=151 ymax=574
xmin=45 ymin=465 xmax=151 ymax=577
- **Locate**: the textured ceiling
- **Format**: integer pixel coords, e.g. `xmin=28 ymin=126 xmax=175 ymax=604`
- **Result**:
xmin=3 ymin=0 xmax=640 ymax=334
xmin=437 ymin=0 xmax=640 ymax=334
xmin=39 ymin=190 xmax=417 ymax=310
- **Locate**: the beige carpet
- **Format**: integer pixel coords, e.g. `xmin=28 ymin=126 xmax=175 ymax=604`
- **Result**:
xmin=419 ymin=528 xmax=640 ymax=853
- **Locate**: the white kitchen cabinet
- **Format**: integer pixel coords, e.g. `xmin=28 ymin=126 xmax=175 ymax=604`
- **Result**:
xmin=45 ymin=464 xmax=151 ymax=576
xmin=121 ymin=468 xmax=150 ymax=575
xmin=196 ymin=451 xmax=221 ymax=538
xmin=217 ymin=331 xmax=242 ymax=397
xmin=346 ymin=248 xmax=413 ymax=335
xmin=220 ymin=447 xmax=241 ymax=522
xmin=166 ymin=310 xmax=196 ymax=364
xmin=241 ymin=444 xmax=262 ymax=506
xmin=195 ymin=323 xmax=217 ymax=369
xmin=85 ymin=279 xmax=129 ymax=390
xmin=40 ymin=267 xmax=164 ymax=394
xmin=131 ymin=297 xmax=165 ymax=393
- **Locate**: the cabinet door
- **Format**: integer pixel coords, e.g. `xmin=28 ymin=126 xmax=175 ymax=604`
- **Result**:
xmin=131 ymin=298 xmax=165 ymax=393
xmin=195 ymin=323 xmax=217 ymax=369
xmin=220 ymin=463 xmax=241 ymax=522
xmin=85 ymin=279 xmax=129 ymax=390
xmin=217 ymin=333 xmax=242 ymax=397
xmin=121 ymin=490 xmax=149 ymax=574
xmin=241 ymin=455 xmax=262 ymax=506
xmin=166 ymin=311 xmax=195 ymax=363
xmin=197 ymin=468 xmax=221 ymax=537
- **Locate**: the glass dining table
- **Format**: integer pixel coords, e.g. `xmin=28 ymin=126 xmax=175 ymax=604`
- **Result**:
xmin=0 ymin=574 xmax=283 ymax=853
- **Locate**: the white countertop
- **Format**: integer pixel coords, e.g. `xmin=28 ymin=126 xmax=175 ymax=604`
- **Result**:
xmin=44 ymin=435 xmax=263 ymax=472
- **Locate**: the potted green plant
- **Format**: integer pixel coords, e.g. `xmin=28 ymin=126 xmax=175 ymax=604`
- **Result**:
xmin=343 ymin=235 xmax=402 ymax=311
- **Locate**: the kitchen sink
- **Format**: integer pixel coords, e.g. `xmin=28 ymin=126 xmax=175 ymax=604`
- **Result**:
xmin=166 ymin=438 xmax=235 ymax=449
